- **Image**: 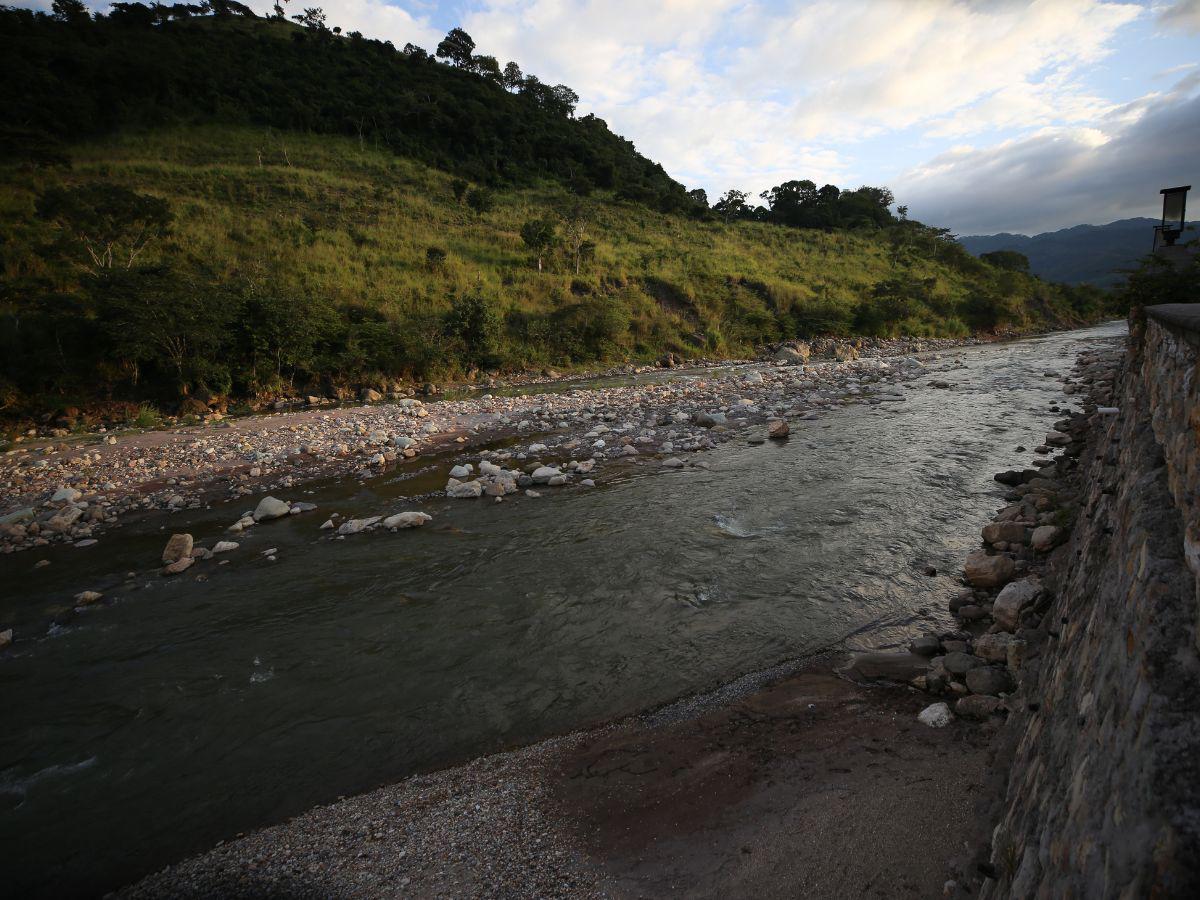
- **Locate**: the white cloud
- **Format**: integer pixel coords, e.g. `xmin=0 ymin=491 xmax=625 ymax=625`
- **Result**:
xmin=896 ymin=74 xmax=1200 ymax=234
xmin=241 ymin=0 xmax=443 ymax=47
xmin=453 ymin=0 xmax=1143 ymax=198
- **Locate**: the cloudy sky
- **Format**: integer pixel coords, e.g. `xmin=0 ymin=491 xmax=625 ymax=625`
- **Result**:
xmin=49 ymin=0 xmax=1200 ymax=235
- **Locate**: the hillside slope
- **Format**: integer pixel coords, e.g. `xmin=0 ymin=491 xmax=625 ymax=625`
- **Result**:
xmin=0 ymin=125 xmax=1115 ymax=419
xmin=959 ymin=218 xmax=1200 ymax=287
xmin=0 ymin=6 xmax=689 ymax=208
xmin=0 ymin=7 xmax=1122 ymax=424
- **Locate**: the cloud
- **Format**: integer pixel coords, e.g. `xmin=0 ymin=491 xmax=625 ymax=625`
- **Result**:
xmin=241 ymin=0 xmax=442 ymax=48
xmin=896 ymin=75 xmax=1200 ymax=234
xmin=455 ymin=0 xmax=1142 ymax=198
xmin=1158 ymin=0 xmax=1200 ymax=33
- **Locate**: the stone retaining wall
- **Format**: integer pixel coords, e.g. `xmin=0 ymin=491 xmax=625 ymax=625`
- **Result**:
xmin=981 ymin=307 xmax=1200 ymax=898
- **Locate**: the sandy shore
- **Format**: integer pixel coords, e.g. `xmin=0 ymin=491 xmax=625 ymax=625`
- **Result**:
xmin=119 ymin=653 xmax=992 ymax=899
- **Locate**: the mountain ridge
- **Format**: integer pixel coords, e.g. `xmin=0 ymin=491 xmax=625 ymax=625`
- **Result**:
xmin=959 ymin=217 xmax=1199 ymax=287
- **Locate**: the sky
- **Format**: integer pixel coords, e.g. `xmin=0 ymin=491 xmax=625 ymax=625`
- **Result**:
xmin=39 ymin=0 xmax=1200 ymax=235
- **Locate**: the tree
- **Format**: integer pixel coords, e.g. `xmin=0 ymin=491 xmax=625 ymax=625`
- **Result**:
xmin=445 ymin=293 xmax=500 ymax=366
xmin=435 ymin=28 xmax=475 ymax=67
xmin=980 ymin=250 xmax=1030 ymax=273
xmin=714 ymin=189 xmax=750 ymax=222
xmin=37 ymin=184 xmax=172 ymax=274
xmin=520 ymin=218 xmax=557 ymax=272
xmin=95 ymin=266 xmax=235 ymax=396
xmin=402 ymin=42 xmax=429 ymax=60
xmin=502 ymin=61 xmax=523 ymax=90
xmin=472 ymin=55 xmax=503 ymax=84
xmin=207 ymin=0 xmax=257 ymax=17
xmin=560 ymin=202 xmax=592 ymax=274
xmin=291 ymin=7 xmax=326 ymax=30
xmin=465 ymin=187 xmax=494 ymax=215
xmin=687 ymin=188 xmax=709 ymax=209
xmin=550 ymin=84 xmax=579 ymax=117
xmin=51 ymin=0 xmax=90 ymax=23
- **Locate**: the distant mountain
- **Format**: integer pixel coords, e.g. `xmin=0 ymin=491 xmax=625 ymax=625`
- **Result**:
xmin=959 ymin=218 xmax=1200 ymax=287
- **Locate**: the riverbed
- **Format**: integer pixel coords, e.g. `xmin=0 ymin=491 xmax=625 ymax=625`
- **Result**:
xmin=0 ymin=321 xmax=1125 ymax=897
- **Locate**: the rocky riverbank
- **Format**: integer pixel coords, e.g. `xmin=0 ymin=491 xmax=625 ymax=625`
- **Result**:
xmin=841 ymin=344 xmax=1117 ymax=720
xmin=0 ymin=335 xmax=973 ymax=560
xmin=107 ymin=334 xmax=1124 ymax=899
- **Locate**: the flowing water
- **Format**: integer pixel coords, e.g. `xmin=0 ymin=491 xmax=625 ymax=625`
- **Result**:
xmin=0 ymin=322 xmax=1125 ymax=897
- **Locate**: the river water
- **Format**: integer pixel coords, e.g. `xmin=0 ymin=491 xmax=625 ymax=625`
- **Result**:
xmin=0 ymin=322 xmax=1125 ymax=897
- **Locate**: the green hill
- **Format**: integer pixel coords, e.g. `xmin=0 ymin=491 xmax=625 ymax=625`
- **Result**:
xmin=0 ymin=6 xmax=1119 ymax=425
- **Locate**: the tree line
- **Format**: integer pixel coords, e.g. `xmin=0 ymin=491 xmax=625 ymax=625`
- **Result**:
xmin=1 ymin=3 xmax=691 ymax=208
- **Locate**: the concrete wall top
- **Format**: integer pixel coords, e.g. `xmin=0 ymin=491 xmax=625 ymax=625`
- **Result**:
xmin=1146 ymin=303 xmax=1200 ymax=333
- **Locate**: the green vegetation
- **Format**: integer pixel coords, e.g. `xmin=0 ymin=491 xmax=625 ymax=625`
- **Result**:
xmin=1 ymin=4 xmax=691 ymax=208
xmin=0 ymin=6 xmax=1123 ymax=422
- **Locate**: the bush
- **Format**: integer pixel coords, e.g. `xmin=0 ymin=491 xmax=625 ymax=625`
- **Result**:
xmin=445 ymin=293 xmax=502 ymax=367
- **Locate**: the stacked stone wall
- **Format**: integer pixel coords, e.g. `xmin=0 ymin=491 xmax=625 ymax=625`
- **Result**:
xmin=981 ymin=308 xmax=1200 ymax=898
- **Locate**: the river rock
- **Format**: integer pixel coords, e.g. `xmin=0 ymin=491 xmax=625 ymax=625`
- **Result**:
xmin=161 ymin=533 xmax=193 ymax=564
xmin=51 ymin=486 xmax=82 ymax=503
xmin=910 ymin=635 xmax=942 ymax=656
xmin=530 ymin=466 xmax=560 ymax=484
xmin=843 ymin=651 xmax=930 ymax=682
xmin=973 ymin=632 xmax=1012 ymax=663
xmin=775 ymin=344 xmax=810 ymax=365
xmin=994 ymin=470 xmax=1035 ymax=486
xmin=1031 ymin=525 xmax=1064 ymax=552
xmin=943 ymin=651 xmax=984 ymax=676
xmin=966 ymin=665 xmax=1013 ymax=695
xmin=338 ymin=516 xmax=382 ymax=535
xmin=253 ymin=496 xmax=291 ymax=522
xmin=212 ymin=541 xmax=239 ymax=554
xmin=963 ymin=550 xmax=1016 ymax=588
xmin=75 ymin=590 xmax=103 ymax=605
xmin=449 ymin=464 xmax=472 ymax=479
xmin=918 ymin=702 xmax=953 ymax=728
xmin=446 ymin=479 xmax=484 ymax=498
xmin=694 ymin=411 xmax=728 ymax=427
xmin=0 ymin=628 xmax=11 ymax=650
xmin=768 ymin=419 xmax=789 ymax=440
xmin=955 ymin=695 xmax=1002 ymax=719
xmin=0 ymin=508 xmax=34 ymax=526
xmin=162 ymin=556 xmax=194 ymax=576
xmin=48 ymin=506 xmax=84 ymax=532
xmin=662 ymin=457 xmax=685 ymax=468
xmin=993 ymin=578 xmax=1042 ymax=631
xmin=982 ymin=521 xmax=1026 ymax=545
xmin=382 ymin=512 xmax=431 ymax=529
xmin=360 ymin=388 xmax=382 ymax=402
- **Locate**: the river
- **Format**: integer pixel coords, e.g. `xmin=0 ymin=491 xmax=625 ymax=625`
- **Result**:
xmin=0 ymin=321 xmax=1125 ymax=897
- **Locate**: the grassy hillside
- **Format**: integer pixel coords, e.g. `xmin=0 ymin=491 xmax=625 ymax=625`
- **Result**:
xmin=0 ymin=5 xmax=689 ymax=208
xmin=0 ymin=124 xmax=1117 ymax=422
